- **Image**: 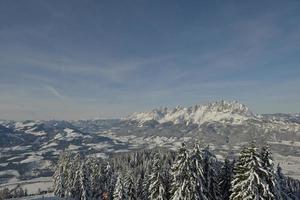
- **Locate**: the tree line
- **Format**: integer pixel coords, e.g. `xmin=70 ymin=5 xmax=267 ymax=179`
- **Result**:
xmin=0 ymin=185 xmax=28 ymax=200
xmin=53 ymin=142 xmax=300 ymax=200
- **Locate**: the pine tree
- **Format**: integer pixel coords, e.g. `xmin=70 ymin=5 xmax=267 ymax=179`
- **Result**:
xmin=71 ymin=154 xmax=83 ymax=199
xmin=53 ymin=153 xmax=67 ymax=198
xmin=219 ymin=158 xmax=234 ymax=200
xmin=148 ymin=154 xmax=167 ymax=200
xmin=79 ymin=161 xmax=92 ymax=200
xmin=261 ymin=145 xmax=283 ymax=200
xmin=65 ymin=153 xmax=81 ymax=198
xmin=202 ymin=146 xmax=220 ymax=200
xmin=86 ymin=157 xmax=102 ymax=199
xmin=53 ymin=164 xmax=65 ymax=198
xmin=276 ymin=164 xmax=295 ymax=200
xmin=142 ymin=167 xmax=151 ymax=200
xmin=113 ymin=174 xmax=128 ymax=200
xmin=124 ymin=172 xmax=137 ymax=200
xmin=162 ymin=166 xmax=172 ymax=200
xmin=190 ymin=143 xmax=208 ymax=200
xmin=170 ymin=143 xmax=196 ymax=200
xmin=103 ymin=162 xmax=115 ymax=199
xmin=230 ymin=143 xmax=274 ymax=200
xmin=136 ymin=174 xmax=145 ymax=200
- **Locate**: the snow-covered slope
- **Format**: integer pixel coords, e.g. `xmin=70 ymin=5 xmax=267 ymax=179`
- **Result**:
xmin=127 ymin=100 xmax=255 ymax=125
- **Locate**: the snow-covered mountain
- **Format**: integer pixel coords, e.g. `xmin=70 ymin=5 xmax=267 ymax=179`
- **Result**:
xmin=127 ymin=100 xmax=255 ymax=125
xmin=1 ymin=100 xmax=300 ymax=186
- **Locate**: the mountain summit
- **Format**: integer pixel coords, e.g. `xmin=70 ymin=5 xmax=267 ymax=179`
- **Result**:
xmin=126 ymin=100 xmax=255 ymax=125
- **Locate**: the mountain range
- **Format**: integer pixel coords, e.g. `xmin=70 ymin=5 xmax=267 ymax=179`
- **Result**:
xmin=0 ymin=100 xmax=300 ymax=188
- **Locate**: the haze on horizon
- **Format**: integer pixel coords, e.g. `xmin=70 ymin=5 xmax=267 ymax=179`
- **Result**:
xmin=0 ymin=0 xmax=300 ymax=120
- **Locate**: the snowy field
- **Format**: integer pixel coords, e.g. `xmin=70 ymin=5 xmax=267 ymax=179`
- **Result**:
xmin=0 ymin=177 xmax=53 ymax=195
xmin=10 ymin=193 xmax=62 ymax=200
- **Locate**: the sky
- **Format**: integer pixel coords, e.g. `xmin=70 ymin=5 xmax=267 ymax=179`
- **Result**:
xmin=0 ymin=0 xmax=300 ymax=120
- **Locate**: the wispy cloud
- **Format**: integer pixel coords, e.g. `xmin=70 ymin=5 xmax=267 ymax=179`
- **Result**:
xmin=44 ymin=85 xmax=66 ymax=100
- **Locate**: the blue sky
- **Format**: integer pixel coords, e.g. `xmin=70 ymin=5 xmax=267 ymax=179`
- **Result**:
xmin=0 ymin=0 xmax=300 ymax=120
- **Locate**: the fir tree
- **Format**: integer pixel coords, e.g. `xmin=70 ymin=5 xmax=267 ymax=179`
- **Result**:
xmin=53 ymin=164 xmax=65 ymax=198
xmin=66 ymin=153 xmax=81 ymax=198
xmin=261 ymin=145 xmax=283 ymax=200
xmin=142 ymin=167 xmax=151 ymax=200
xmin=103 ymin=162 xmax=115 ymax=199
xmin=190 ymin=143 xmax=208 ymax=200
xmin=276 ymin=164 xmax=295 ymax=200
xmin=113 ymin=174 xmax=127 ymax=200
xmin=136 ymin=174 xmax=145 ymax=200
xmin=87 ymin=157 xmax=102 ymax=199
xmin=230 ymin=143 xmax=274 ymax=200
xmin=202 ymin=146 xmax=220 ymax=200
xmin=162 ymin=166 xmax=172 ymax=200
xmin=219 ymin=158 xmax=234 ymax=200
xmin=79 ymin=161 xmax=92 ymax=200
xmin=148 ymin=154 xmax=167 ymax=200
xmin=53 ymin=153 xmax=68 ymax=198
xmin=170 ymin=143 xmax=196 ymax=200
xmin=124 ymin=172 xmax=137 ymax=200
xmin=71 ymin=155 xmax=83 ymax=199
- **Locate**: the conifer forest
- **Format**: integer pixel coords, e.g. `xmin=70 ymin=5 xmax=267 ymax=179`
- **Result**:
xmin=53 ymin=142 xmax=300 ymax=200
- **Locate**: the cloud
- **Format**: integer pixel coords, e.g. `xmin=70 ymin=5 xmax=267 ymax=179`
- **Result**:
xmin=44 ymin=85 xmax=66 ymax=100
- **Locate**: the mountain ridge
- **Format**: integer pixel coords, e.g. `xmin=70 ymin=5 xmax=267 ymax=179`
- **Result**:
xmin=126 ymin=100 xmax=257 ymax=126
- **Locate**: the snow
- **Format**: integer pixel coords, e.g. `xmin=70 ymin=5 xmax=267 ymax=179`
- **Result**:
xmin=0 ymin=163 xmax=9 ymax=167
xmin=0 ymin=170 xmax=20 ymax=177
xmin=126 ymin=100 xmax=255 ymax=125
xmin=10 ymin=193 xmax=62 ymax=200
xmin=63 ymin=128 xmax=74 ymax=134
xmin=54 ymin=133 xmax=63 ymax=140
xmin=15 ymin=122 xmax=37 ymax=129
xmin=269 ymin=140 xmax=300 ymax=147
xmin=41 ymin=142 xmax=58 ymax=149
xmin=20 ymin=155 xmax=43 ymax=164
xmin=1 ymin=145 xmax=31 ymax=152
xmin=53 ymin=129 xmax=91 ymax=141
xmin=0 ymin=177 xmax=53 ymax=195
xmin=89 ymin=152 xmax=107 ymax=159
xmin=273 ymin=153 xmax=300 ymax=179
xmin=14 ymin=122 xmax=47 ymax=136
xmin=26 ymin=130 xmax=47 ymax=136
xmin=86 ymin=142 xmax=112 ymax=150
xmin=7 ymin=155 xmax=25 ymax=161
xmin=68 ymin=144 xmax=81 ymax=150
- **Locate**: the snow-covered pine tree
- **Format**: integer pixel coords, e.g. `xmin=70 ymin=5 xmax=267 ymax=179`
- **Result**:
xmin=170 ymin=143 xmax=196 ymax=200
xmin=285 ymin=176 xmax=300 ymax=200
xmin=148 ymin=154 xmax=167 ymax=200
xmin=261 ymin=145 xmax=284 ymax=200
xmin=142 ymin=166 xmax=151 ymax=200
xmin=103 ymin=161 xmax=115 ymax=199
xmin=86 ymin=157 xmax=102 ymax=199
xmin=202 ymin=146 xmax=220 ymax=200
xmin=230 ymin=143 xmax=274 ymax=200
xmin=189 ymin=143 xmax=208 ymax=200
xmin=113 ymin=173 xmax=128 ymax=200
xmin=136 ymin=174 xmax=145 ymax=200
xmin=276 ymin=164 xmax=291 ymax=200
xmin=219 ymin=158 xmax=234 ymax=200
xmin=70 ymin=154 xmax=83 ymax=199
xmin=65 ymin=153 xmax=81 ymax=198
xmin=53 ymin=152 xmax=73 ymax=198
xmin=53 ymin=163 xmax=65 ymax=198
xmin=79 ymin=161 xmax=92 ymax=200
xmin=161 ymin=166 xmax=172 ymax=200
xmin=124 ymin=172 xmax=137 ymax=200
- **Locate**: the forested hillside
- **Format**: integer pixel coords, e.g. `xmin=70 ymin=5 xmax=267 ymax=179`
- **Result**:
xmin=52 ymin=142 xmax=300 ymax=200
